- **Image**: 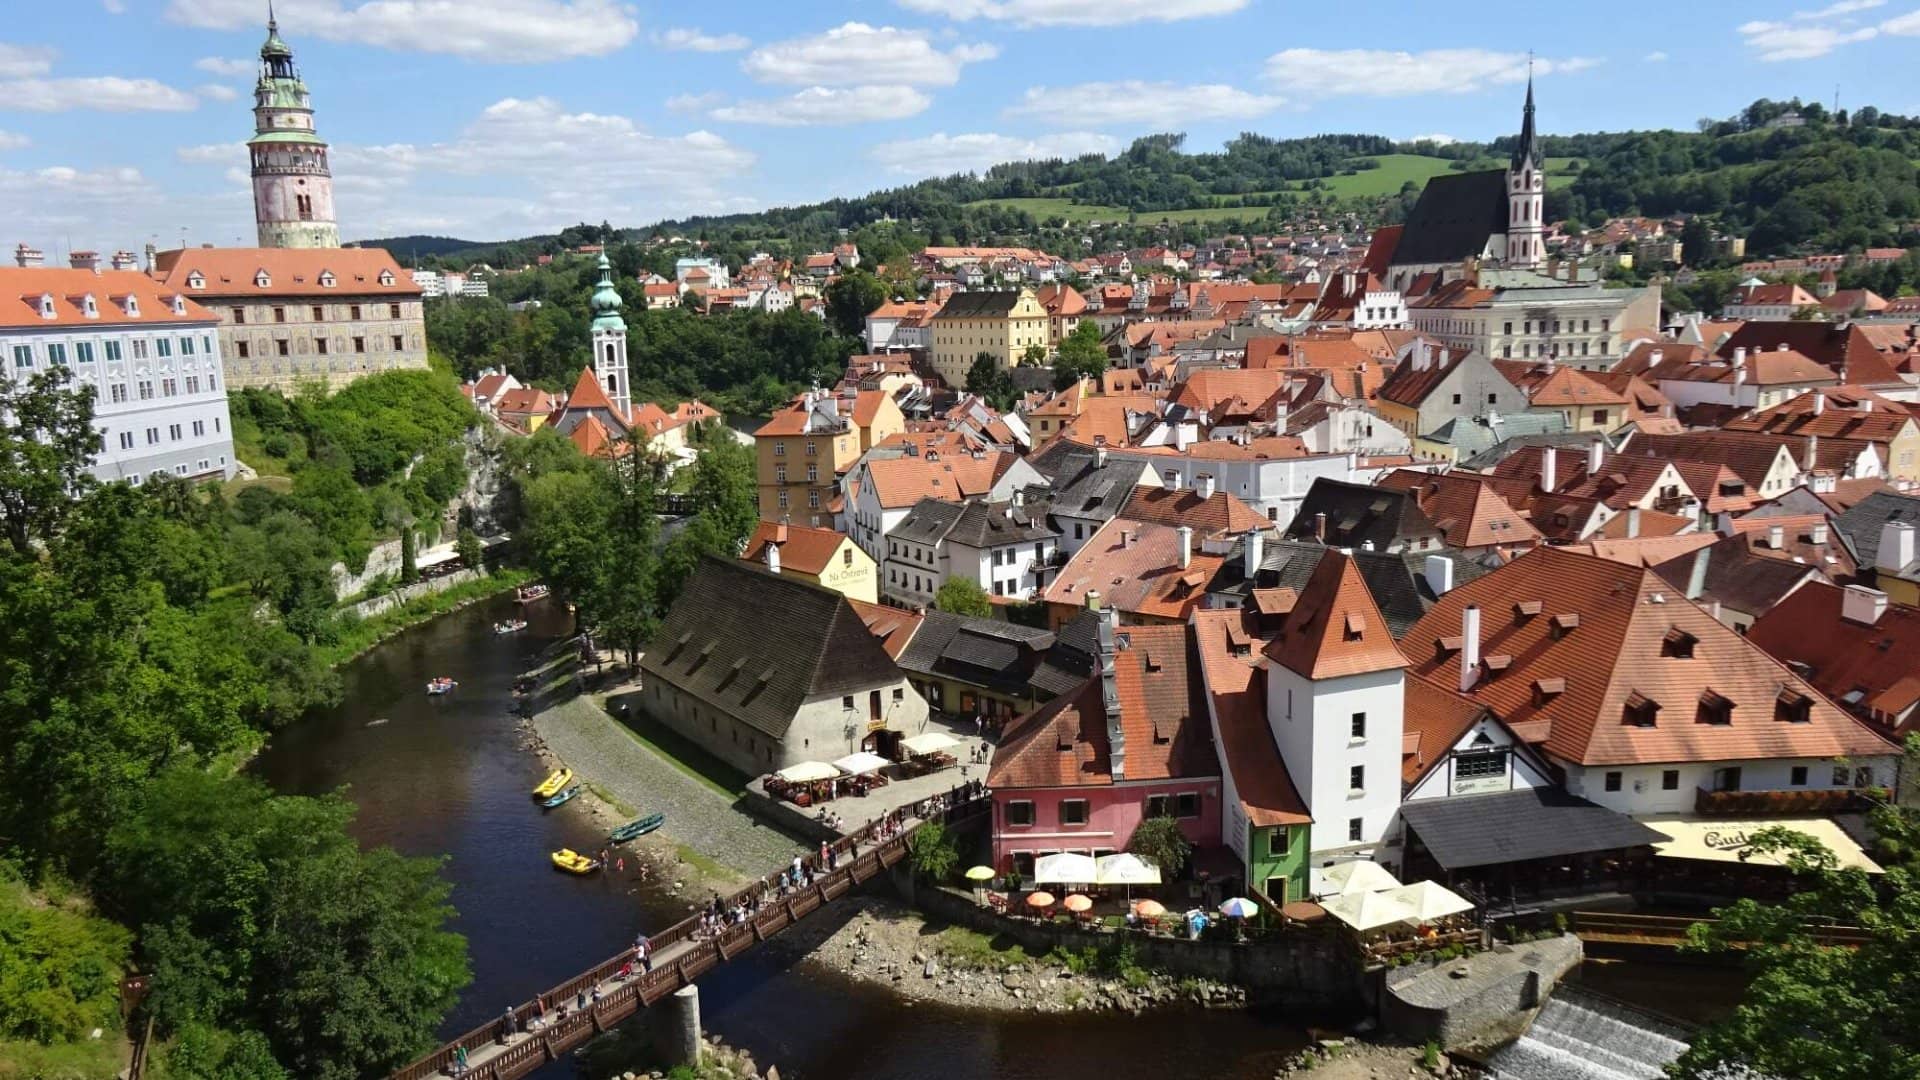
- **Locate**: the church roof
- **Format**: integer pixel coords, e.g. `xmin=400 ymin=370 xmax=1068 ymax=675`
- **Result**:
xmin=1510 ymin=75 xmax=1542 ymax=171
xmin=1389 ymin=169 xmax=1508 ymax=268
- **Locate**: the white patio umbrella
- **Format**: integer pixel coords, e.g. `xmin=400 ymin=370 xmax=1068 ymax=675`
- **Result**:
xmin=832 ymin=751 xmax=890 ymax=776
xmin=1322 ymin=890 xmax=1419 ymax=933
xmin=901 ymin=731 xmax=960 ymax=755
xmin=1310 ymin=860 xmax=1401 ymax=899
xmin=1032 ymin=852 xmax=1098 ymax=885
xmin=1379 ymin=881 xmax=1474 ymax=923
xmin=776 ymin=761 xmax=838 ymax=783
xmin=1094 ymin=852 xmax=1162 ymax=886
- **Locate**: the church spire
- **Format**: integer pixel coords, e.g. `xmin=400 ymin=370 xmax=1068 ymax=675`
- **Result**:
xmin=1510 ymin=63 xmax=1541 ymax=172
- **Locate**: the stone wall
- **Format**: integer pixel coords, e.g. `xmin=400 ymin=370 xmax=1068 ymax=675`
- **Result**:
xmin=342 ymin=567 xmax=482 ymax=621
xmin=898 ymin=871 xmax=1373 ymax=1012
xmin=1379 ymin=933 xmax=1583 ymax=1049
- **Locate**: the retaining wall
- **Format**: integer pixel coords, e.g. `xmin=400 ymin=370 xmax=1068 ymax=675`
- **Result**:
xmin=343 ymin=567 xmax=484 ymax=621
xmin=1379 ymin=934 xmax=1584 ymax=1049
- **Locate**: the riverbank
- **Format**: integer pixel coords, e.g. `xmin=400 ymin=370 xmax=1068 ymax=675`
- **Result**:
xmin=318 ymin=567 xmax=534 ymax=668
xmin=1276 ymin=1040 xmax=1463 ymax=1079
xmin=524 ymin=695 xmax=802 ymax=895
xmin=761 ymin=894 xmax=1250 ymax=1016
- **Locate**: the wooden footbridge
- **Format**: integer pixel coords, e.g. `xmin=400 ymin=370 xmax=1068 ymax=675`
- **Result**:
xmin=389 ymin=783 xmax=989 ymax=1080
xmin=1571 ymin=910 xmax=1871 ymax=949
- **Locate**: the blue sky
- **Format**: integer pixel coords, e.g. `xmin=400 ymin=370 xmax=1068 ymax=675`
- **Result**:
xmin=3 ymin=0 xmax=1918 ymax=254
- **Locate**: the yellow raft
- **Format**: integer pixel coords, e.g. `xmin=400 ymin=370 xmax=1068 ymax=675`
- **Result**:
xmin=551 ymin=848 xmax=599 ymax=875
xmin=532 ymin=767 xmax=573 ymax=798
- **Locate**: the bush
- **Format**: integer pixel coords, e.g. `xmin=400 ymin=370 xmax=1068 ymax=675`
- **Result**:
xmin=0 ymin=878 xmax=132 ymax=1046
xmin=907 ymin=821 xmax=960 ymax=882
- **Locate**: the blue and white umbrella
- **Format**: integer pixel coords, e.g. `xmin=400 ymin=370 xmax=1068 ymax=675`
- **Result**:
xmin=1218 ymin=897 xmax=1259 ymax=918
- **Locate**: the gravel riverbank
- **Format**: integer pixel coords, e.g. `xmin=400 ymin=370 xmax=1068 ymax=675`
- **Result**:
xmin=524 ymin=695 xmax=802 ymax=886
xmin=762 ymin=895 xmax=1250 ymax=1016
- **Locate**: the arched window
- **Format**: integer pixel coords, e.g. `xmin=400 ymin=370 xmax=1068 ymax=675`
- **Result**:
xmin=604 ymin=343 xmax=615 ymax=364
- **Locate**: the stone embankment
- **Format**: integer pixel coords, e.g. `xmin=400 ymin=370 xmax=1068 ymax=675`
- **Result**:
xmin=763 ymin=895 xmax=1249 ymax=1015
xmin=1273 ymin=1039 xmax=1471 ymax=1079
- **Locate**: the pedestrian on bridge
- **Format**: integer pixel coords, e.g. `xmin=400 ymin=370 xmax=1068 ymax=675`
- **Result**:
xmin=455 ymin=1045 xmax=468 ymax=1075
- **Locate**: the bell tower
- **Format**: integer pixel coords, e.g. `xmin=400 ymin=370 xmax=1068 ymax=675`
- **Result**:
xmin=589 ymin=254 xmax=631 ymax=419
xmin=250 ymin=12 xmax=340 ymax=249
xmin=1505 ymin=68 xmax=1545 ymax=270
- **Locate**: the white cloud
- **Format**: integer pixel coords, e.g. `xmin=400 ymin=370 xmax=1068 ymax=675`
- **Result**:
xmin=665 ymin=91 xmax=727 ymax=114
xmin=1878 ymin=8 xmax=1920 ymax=33
xmin=1407 ymin=133 xmax=1459 ymax=145
xmin=1643 ymin=50 xmax=1670 ymax=62
xmin=709 ymin=86 xmax=932 ymax=126
xmin=869 ymin=131 xmax=1116 ymax=176
xmin=1263 ymin=49 xmax=1597 ymax=97
xmin=165 ymin=0 xmax=638 ymax=63
xmin=0 ymin=44 xmax=56 ymax=78
xmin=196 ymin=83 xmax=240 ymax=101
xmin=1007 ymin=81 xmax=1282 ymax=128
xmin=177 ymin=141 xmax=247 ymax=164
xmin=1795 ymin=0 xmax=1883 ymax=17
xmin=0 ymin=77 xmax=198 ymax=112
xmin=103 ymin=0 xmax=128 ymax=11
xmin=741 ymin=23 xmax=996 ymax=86
xmin=0 ymin=131 xmax=29 ymax=151
xmin=653 ymin=28 xmax=750 ymax=52
xmin=194 ymin=56 xmax=255 ymax=76
xmin=1737 ymin=19 xmax=1878 ymax=59
xmin=894 ymin=0 xmax=1245 ymax=25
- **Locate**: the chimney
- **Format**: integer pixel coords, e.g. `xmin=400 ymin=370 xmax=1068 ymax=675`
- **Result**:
xmin=1768 ymin=523 xmax=1785 ymax=550
xmin=1165 ymin=469 xmax=1183 ymax=492
xmin=143 ymin=242 xmax=156 ymax=271
xmin=1094 ymin=445 xmax=1108 ymax=467
xmin=68 ymin=251 xmax=99 ymax=271
xmin=110 ymin=250 xmax=138 ymax=272
xmin=1312 ymin=512 xmax=1328 ymax=543
xmin=1841 ymin=584 xmax=1889 ymax=627
xmin=1540 ymin=446 xmax=1558 ymax=492
xmin=1098 ymin=604 xmax=1125 ymax=781
xmin=1123 ymin=529 xmax=1137 ymax=549
xmin=1175 ymin=424 xmax=1194 ymax=452
xmin=1085 ymin=588 xmax=1102 ymax=611
xmin=1459 ymin=605 xmax=1482 ymax=693
xmin=1804 ymin=434 xmax=1820 ymax=474
xmin=1878 ymin=521 xmax=1917 ymax=574
xmin=1177 ymin=525 xmax=1193 ymax=569
xmin=1424 ymin=554 xmax=1454 ymax=597
xmin=1812 ymin=392 xmax=1826 ymax=416
xmin=1732 ymin=347 xmax=1747 ymax=370
xmin=764 ymin=540 xmax=781 ymax=574
xmin=13 ymin=243 xmax=42 ymax=268
xmin=1197 ymin=473 xmax=1216 ymax=501
xmin=1685 ymin=546 xmax=1710 ymax=600
xmin=1627 ymin=507 xmax=1642 ymax=539
xmin=1244 ymin=530 xmax=1265 ymax=580
xmin=1587 ymin=439 xmax=1604 ymax=476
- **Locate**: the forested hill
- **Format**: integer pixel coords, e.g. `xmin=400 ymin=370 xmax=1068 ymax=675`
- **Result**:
xmin=376 ymin=98 xmax=1920 ymax=270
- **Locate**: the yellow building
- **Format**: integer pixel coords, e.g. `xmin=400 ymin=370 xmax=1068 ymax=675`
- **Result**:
xmin=740 ymin=522 xmax=878 ymax=603
xmin=929 ymin=288 xmax=1048 ymax=387
xmin=753 ymin=389 xmax=904 ymax=526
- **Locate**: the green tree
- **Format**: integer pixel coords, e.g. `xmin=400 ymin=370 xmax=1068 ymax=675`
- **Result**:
xmin=106 ymin=769 xmax=470 ymax=1080
xmin=455 ymin=527 xmax=483 ymax=571
xmin=965 ymin=352 xmax=1016 ymax=412
xmin=823 ymin=269 xmax=889 ymax=338
xmin=1052 ymin=320 xmax=1109 ymax=390
xmin=0 ymin=875 xmax=132 ymax=1045
xmin=1127 ymin=816 xmax=1192 ymax=879
xmin=399 ymin=526 xmax=418 ymax=585
xmin=906 ymin=821 xmax=960 ymax=882
xmin=934 ymin=578 xmax=993 ymax=618
xmin=0 ymin=366 xmax=100 ymax=555
xmin=590 ymin=444 xmax=664 ymax=664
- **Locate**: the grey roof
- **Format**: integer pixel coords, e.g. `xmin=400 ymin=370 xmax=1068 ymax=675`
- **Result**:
xmin=1399 ymin=788 xmax=1665 ymax=871
xmin=1456 ymin=429 xmax=1605 ymax=472
xmin=897 ymin=609 xmax=1062 ymax=698
xmin=1651 ymin=536 xmax=1825 ymax=617
xmin=942 ymin=500 xmax=1057 ymax=548
xmin=1208 ymin=537 xmax=1491 ymax=638
xmin=1427 ymin=412 xmax=1573 ymax=457
xmin=1283 ymin=478 xmax=1438 ymax=552
xmin=891 ymin=498 xmax=968 ymax=546
xmin=1028 ymin=444 xmax=1141 ymax=523
xmin=639 ymin=557 xmax=903 ymax=740
xmin=1390 ymin=169 xmax=1508 ymax=268
xmin=1836 ymin=490 xmax=1920 ymax=574
xmin=930 ymin=290 xmax=1024 ymax=320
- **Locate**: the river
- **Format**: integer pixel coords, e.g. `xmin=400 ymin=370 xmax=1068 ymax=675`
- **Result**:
xmin=252 ymin=595 xmax=1312 ymax=1079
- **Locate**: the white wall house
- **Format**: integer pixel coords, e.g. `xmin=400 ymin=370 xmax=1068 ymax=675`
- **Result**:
xmin=1111 ymin=446 xmax=1363 ymax=531
xmin=0 ymin=267 xmax=236 ymax=484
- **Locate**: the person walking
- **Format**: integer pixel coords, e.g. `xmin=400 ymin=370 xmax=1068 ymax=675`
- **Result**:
xmin=455 ymin=1045 xmax=469 ymax=1075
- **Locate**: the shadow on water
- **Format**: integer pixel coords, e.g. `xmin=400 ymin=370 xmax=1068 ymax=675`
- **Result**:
xmin=252 ymin=594 xmax=1309 ymax=1079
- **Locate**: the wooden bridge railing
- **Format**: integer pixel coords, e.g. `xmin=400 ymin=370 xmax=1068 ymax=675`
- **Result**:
xmin=1572 ymin=910 xmax=1872 ymax=948
xmin=388 ymin=782 xmax=988 ymax=1080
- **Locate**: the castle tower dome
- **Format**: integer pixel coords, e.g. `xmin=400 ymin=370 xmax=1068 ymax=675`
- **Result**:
xmin=249 ymin=14 xmax=340 ymax=249
xmin=590 ymin=254 xmax=632 ymax=419
xmin=1504 ymin=71 xmax=1545 ymax=270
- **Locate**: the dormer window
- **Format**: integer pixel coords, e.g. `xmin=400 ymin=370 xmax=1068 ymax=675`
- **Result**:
xmin=1343 ymin=612 xmax=1365 ymax=641
xmin=254 ymin=270 xmax=272 ymax=288
xmin=123 ymin=295 xmax=140 ymax=317
xmin=1549 ymin=613 xmax=1580 ymax=640
xmin=1434 ymin=635 xmax=1463 ymax=660
xmin=36 ymin=293 xmax=54 ymax=319
xmin=1480 ymin=654 xmax=1512 ymax=680
xmin=1697 ymin=689 xmax=1734 ymax=726
xmin=80 ymin=294 xmax=98 ymax=318
xmin=169 ymin=295 xmax=186 ymax=316
xmin=1775 ymin=689 xmax=1813 ymax=724
xmin=1623 ymin=691 xmax=1660 ymax=728
xmin=318 ymin=270 xmax=336 ymax=288
xmin=1531 ymin=677 xmax=1565 ymax=707
xmin=378 ymin=270 xmax=395 ymax=287
xmin=186 ymin=271 xmax=205 ymax=289
xmin=1512 ymin=600 xmax=1542 ymax=624
xmin=1661 ymin=627 xmax=1698 ymax=660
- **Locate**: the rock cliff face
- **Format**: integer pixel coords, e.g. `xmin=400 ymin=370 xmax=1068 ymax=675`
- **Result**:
xmin=459 ymin=426 xmax=510 ymax=536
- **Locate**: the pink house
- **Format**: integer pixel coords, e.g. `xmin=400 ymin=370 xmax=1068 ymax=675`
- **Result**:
xmin=986 ymin=611 xmax=1222 ymax=876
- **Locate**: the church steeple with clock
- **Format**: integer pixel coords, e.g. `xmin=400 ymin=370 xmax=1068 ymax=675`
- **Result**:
xmin=249 ymin=13 xmax=340 ymax=249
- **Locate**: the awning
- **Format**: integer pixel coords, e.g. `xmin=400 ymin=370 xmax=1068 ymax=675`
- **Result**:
xmin=1311 ymin=860 xmax=1401 ymax=898
xmin=901 ymin=731 xmax=960 ymax=755
xmin=775 ymin=761 xmax=838 ymax=783
xmin=832 ymin=751 xmax=890 ymax=776
xmin=1638 ymin=815 xmax=1883 ymax=874
xmin=1322 ymin=890 xmax=1418 ymax=932
xmin=1398 ymin=788 xmax=1666 ymax=871
xmin=1377 ymin=881 xmax=1474 ymax=922
xmin=1032 ymin=851 xmax=1098 ymax=885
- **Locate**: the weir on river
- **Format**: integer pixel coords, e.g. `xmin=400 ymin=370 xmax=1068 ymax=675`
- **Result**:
xmin=1482 ymin=986 xmax=1694 ymax=1080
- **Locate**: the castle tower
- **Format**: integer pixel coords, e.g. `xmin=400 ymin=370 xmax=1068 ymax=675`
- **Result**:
xmin=590 ymin=254 xmax=631 ymax=419
xmin=250 ymin=14 xmax=340 ymax=248
xmin=1504 ymin=72 xmax=1545 ymax=270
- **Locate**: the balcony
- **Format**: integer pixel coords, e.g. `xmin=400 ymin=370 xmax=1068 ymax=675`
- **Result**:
xmin=1693 ymin=786 xmax=1887 ymax=816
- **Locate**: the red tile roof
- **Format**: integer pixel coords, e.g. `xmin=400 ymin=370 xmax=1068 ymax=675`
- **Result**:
xmin=1117 ymin=484 xmax=1272 ymax=540
xmin=1378 ymin=470 xmax=1541 ymax=550
xmin=1402 ymin=674 xmax=1493 ymax=788
xmin=1044 ymin=517 xmax=1225 ymax=622
xmin=741 ymin=522 xmax=855 ymax=578
xmin=0 ymin=267 xmax=214 ymax=328
xmin=1263 ymin=548 xmax=1409 ymax=680
xmin=1192 ymin=608 xmax=1309 ymax=826
xmin=1747 ymin=582 xmax=1920 ymax=728
xmin=150 ymin=246 xmax=417 ymax=298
